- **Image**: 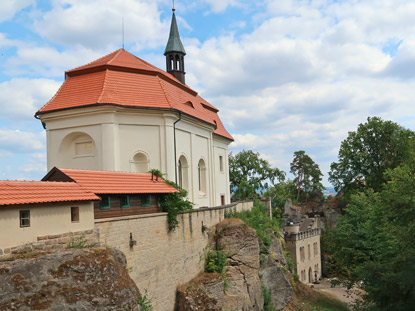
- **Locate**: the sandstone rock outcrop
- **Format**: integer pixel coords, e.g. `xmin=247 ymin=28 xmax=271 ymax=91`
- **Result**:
xmin=260 ymin=236 xmax=294 ymax=309
xmin=176 ymin=218 xmax=296 ymax=311
xmin=0 ymin=248 xmax=141 ymax=310
xmin=177 ymin=218 xmax=266 ymax=310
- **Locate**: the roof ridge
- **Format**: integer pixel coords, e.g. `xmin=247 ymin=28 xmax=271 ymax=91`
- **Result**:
xmin=67 ymin=49 xmax=122 ymax=72
xmin=107 ymin=49 xmax=124 ymax=66
xmin=59 ymin=167 xmax=153 ymax=175
xmin=97 ymin=69 xmax=109 ymax=103
xmin=157 ymin=76 xmax=174 ymax=109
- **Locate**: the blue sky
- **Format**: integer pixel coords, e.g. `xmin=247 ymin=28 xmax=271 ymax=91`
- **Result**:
xmin=1 ymin=0 xmax=415 ymax=186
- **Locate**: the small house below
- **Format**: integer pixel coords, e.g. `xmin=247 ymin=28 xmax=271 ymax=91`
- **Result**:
xmin=42 ymin=167 xmax=179 ymax=219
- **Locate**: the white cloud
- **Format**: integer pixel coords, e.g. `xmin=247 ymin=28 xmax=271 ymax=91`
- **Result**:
xmin=0 ymin=78 xmax=61 ymax=119
xmin=0 ymin=0 xmax=34 ymax=22
xmin=33 ymin=0 xmax=169 ymax=51
xmin=0 ymin=129 xmax=45 ymax=153
xmin=203 ymin=0 xmax=241 ymax=13
xmin=4 ymin=46 xmax=103 ymax=77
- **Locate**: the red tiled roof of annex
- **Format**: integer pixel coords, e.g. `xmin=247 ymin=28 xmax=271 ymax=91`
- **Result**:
xmin=36 ymin=49 xmax=233 ymax=141
xmin=50 ymin=168 xmax=179 ymax=195
xmin=0 ymin=180 xmax=99 ymax=206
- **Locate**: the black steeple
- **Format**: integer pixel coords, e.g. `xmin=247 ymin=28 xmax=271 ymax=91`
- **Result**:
xmin=164 ymin=8 xmax=186 ymax=84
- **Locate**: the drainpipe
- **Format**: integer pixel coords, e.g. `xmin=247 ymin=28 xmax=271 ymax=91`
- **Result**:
xmin=173 ymin=111 xmax=182 ymax=184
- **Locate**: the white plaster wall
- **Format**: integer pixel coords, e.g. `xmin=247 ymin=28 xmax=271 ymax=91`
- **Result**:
xmin=0 ymin=202 xmax=94 ymax=249
xmin=118 ymin=124 xmax=162 ymax=172
xmin=40 ymin=107 xmax=231 ymax=209
xmin=213 ymin=138 xmax=231 ymax=206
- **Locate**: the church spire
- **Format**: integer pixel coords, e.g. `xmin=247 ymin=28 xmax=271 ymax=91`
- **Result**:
xmin=164 ymin=8 xmax=186 ymax=84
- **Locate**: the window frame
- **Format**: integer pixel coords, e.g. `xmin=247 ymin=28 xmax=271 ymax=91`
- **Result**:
xmin=100 ymin=195 xmax=111 ymax=210
xmin=120 ymin=195 xmax=130 ymax=208
xmin=20 ymin=210 xmax=30 ymax=228
xmin=71 ymin=206 xmax=80 ymax=222
xmin=141 ymin=195 xmax=151 ymax=207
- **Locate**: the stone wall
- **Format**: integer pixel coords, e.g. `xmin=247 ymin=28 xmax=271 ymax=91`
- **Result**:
xmin=94 ymin=201 xmax=254 ymax=311
xmin=0 ymin=228 xmax=99 ymax=258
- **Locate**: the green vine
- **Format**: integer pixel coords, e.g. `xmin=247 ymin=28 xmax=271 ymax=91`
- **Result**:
xmin=149 ymin=169 xmax=193 ymax=232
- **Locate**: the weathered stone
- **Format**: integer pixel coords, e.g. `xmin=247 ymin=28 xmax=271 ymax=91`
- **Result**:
xmin=268 ymin=235 xmax=287 ymax=267
xmin=4 ymin=248 xmax=11 ymax=254
xmin=47 ymin=234 xmax=62 ymax=240
xmin=177 ymin=218 xmax=263 ymax=311
xmin=37 ymin=236 xmax=48 ymax=241
xmin=0 ymin=248 xmax=140 ymax=310
xmin=58 ymin=237 xmax=70 ymax=244
xmin=176 ymin=273 xmax=224 ymax=310
xmin=261 ymin=254 xmax=293 ymax=310
xmin=0 ymin=249 xmax=3 ymax=256
xmin=32 ymin=243 xmax=45 ymax=250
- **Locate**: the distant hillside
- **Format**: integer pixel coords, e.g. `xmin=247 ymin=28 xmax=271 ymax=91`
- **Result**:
xmin=322 ymin=187 xmax=337 ymax=197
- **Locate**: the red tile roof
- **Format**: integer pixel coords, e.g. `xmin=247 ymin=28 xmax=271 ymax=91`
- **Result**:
xmin=43 ymin=168 xmax=179 ymax=195
xmin=0 ymin=181 xmax=99 ymax=206
xmin=36 ymin=49 xmax=233 ymax=141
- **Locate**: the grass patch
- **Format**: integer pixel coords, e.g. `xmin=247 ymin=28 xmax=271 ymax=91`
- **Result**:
xmin=67 ymin=235 xmax=97 ymax=249
xmin=287 ymin=280 xmax=349 ymax=311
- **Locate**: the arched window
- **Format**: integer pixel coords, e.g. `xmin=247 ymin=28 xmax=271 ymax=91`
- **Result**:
xmin=170 ymin=56 xmax=174 ymax=70
xmin=130 ymin=152 xmax=149 ymax=173
xmin=175 ymin=55 xmax=180 ymax=71
xmin=198 ymin=159 xmax=207 ymax=195
xmin=178 ymin=155 xmax=189 ymax=190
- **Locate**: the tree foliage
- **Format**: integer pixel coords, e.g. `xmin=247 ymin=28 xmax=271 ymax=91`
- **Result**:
xmin=328 ymin=116 xmax=415 ymax=193
xmin=290 ymin=150 xmax=323 ymax=203
xmin=229 ymin=150 xmax=285 ymax=200
xmin=324 ymin=157 xmax=415 ymax=311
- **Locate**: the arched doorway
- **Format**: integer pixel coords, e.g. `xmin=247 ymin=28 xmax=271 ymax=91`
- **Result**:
xmin=309 ymin=267 xmax=313 ymax=283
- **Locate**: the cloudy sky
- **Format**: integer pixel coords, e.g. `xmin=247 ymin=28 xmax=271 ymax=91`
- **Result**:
xmin=0 ymin=0 xmax=415 ymax=185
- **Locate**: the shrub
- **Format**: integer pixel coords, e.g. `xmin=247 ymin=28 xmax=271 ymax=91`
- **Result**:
xmin=204 ymin=249 xmax=228 ymax=275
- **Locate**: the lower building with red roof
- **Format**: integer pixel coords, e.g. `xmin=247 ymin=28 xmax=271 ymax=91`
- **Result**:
xmin=43 ymin=167 xmax=180 ymax=219
xmin=0 ymin=180 xmax=99 ymax=253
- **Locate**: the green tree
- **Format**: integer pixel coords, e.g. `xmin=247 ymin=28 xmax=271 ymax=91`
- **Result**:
xmin=290 ymin=150 xmax=323 ymax=203
xmin=264 ymin=180 xmax=297 ymax=217
xmin=324 ymin=158 xmax=415 ymax=310
xmin=328 ymin=116 xmax=415 ymax=193
xmin=229 ymin=150 xmax=284 ymax=200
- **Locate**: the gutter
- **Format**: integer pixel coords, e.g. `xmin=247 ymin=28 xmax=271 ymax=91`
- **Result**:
xmin=173 ymin=111 xmax=182 ymax=184
xmin=34 ymin=114 xmax=46 ymax=129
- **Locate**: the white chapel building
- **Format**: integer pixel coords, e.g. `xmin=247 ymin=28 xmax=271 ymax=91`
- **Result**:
xmin=35 ymin=10 xmax=233 ymax=208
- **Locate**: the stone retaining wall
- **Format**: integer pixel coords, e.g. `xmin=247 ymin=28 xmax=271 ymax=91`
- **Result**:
xmin=95 ymin=201 xmax=254 ymax=311
xmin=0 ymin=229 xmax=99 ymax=258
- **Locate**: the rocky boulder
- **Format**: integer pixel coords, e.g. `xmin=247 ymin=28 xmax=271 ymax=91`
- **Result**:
xmin=177 ymin=218 xmax=263 ymax=311
xmin=0 ymin=248 xmax=140 ymax=311
xmin=260 ymin=236 xmax=294 ymax=310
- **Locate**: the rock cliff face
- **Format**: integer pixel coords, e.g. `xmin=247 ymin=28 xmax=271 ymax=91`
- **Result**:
xmin=0 ymin=248 xmax=140 ymax=311
xmin=176 ymin=218 xmax=293 ymax=311
xmin=260 ymin=235 xmax=294 ymax=310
